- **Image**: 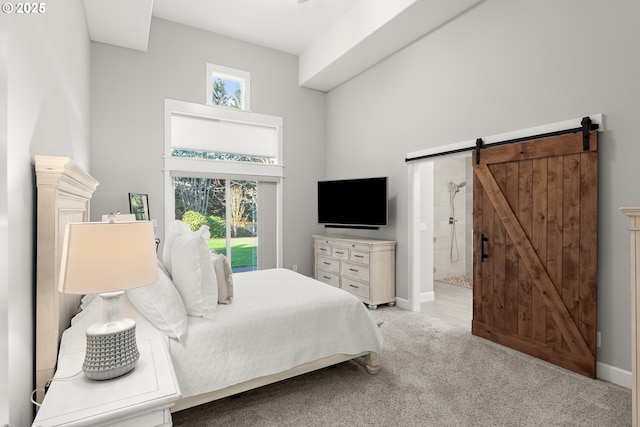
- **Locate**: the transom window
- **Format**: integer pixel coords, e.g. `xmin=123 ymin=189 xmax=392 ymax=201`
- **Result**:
xmin=206 ymin=63 xmax=250 ymax=111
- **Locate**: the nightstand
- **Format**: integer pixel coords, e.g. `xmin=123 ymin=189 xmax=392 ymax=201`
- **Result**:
xmin=32 ymin=336 xmax=181 ymax=427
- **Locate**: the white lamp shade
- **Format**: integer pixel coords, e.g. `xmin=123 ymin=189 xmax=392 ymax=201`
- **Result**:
xmin=58 ymin=221 xmax=159 ymax=294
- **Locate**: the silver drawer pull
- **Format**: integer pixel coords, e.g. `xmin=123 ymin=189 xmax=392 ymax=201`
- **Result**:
xmin=349 ymin=284 xmax=359 ymax=289
xmin=354 ymin=255 xmax=364 ymax=258
xmin=335 ymin=251 xmax=344 ymax=255
xmin=349 ymin=268 xmax=359 ymax=272
xmin=323 ymin=261 xmax=331 ymax=265
xmin=323 ymin=276 xmax=332 ymax=280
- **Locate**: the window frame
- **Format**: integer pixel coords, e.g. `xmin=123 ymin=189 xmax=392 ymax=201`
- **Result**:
xmin=164 ymin=98 xmax=283 ymax=268
xmin=205 ymin=63 xmax=251 ymax=111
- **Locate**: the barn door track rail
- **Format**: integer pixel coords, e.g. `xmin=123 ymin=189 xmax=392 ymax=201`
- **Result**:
xmin=404 ymin=116 xmax=599 ymax=164
xmin=473 ymin=116 xmax=598 ymax=165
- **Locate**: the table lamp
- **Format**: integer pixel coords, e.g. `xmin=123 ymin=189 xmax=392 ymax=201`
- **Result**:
xmin=58 ymin=220 xmax=159 ymax=380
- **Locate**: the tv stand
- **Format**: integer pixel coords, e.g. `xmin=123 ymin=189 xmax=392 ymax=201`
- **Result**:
xmin=313 ymin=234 xmax=396 ymax=309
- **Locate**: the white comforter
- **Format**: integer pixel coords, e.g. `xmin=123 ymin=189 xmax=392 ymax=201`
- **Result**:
xmin=61 ymin=268 xmax=383 ymax=398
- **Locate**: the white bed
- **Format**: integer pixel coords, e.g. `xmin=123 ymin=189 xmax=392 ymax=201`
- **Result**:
xmin=61 ymin=268 xmax=382 ymax=411
xmin=35 ymin=156 xmax=383 ymax=412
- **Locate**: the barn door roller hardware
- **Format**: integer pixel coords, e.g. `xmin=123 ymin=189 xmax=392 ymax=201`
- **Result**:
xmin=581 ymin=116 xmax=593 ymax=151
xmin=475 ymin=138 xmax=483 ymax=165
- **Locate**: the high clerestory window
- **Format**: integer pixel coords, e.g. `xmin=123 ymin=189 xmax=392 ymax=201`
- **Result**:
xmin=206 ymin=63 xmax=251 ymax=111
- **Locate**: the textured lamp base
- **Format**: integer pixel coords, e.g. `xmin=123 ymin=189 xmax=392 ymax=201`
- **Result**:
xmin=83 ymin=323 xmax=139 ymax=380
xmin=83 ymin=291 xmax=140 ymax=381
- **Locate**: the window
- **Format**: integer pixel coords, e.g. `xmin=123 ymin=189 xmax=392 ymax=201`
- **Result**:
xmin=164 ymin=99 xmax=282 ymax=272
xmin=206 ymin=63 xmax=251 ymax=111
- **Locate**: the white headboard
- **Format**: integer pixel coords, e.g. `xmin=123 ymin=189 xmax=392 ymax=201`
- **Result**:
xmin=34 ymin=156 xmax=98 ymax=401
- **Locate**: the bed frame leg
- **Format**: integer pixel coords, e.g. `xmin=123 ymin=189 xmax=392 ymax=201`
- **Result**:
xmin=364 ymin=352 xmax=381 ymax=374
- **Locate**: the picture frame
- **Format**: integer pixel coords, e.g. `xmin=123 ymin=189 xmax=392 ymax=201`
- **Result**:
xmin=129 ymin=193 xmax=150 ymax=221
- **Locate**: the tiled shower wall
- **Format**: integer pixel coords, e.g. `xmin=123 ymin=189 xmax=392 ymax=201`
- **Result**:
xmin=433 ymin=156 xmax=473 ymax=280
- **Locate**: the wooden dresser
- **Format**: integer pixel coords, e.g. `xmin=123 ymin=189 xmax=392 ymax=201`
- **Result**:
xmin=313 ymin=234 xmax=395 ymax=309
xmin=622 ymin=207 xmax=640 ymax=427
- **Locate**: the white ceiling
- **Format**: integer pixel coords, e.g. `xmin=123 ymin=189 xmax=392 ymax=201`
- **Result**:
xmin=83 ymin=0 xmax=484 ymax=92
xmin=152 ymin=0 xmax=361 ymax=56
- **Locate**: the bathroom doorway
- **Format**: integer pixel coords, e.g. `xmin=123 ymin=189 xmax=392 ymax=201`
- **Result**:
xmin=407 ymin=115 xmax=602 ymax=341
xmin=421 ymin=155 xmax=473 ymax=327
xmin=433 ymin=156 xmax=473 ymax=285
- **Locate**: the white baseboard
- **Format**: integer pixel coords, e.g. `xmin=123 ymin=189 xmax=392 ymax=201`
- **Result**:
xmin=388 ymin=298 xmax=632 ymax=389
xmin=395 ymin=297 xmax=410 ymax=311
xmin=596 ymin=362 xmax=631 ymax=388
xmin=420 ymin=292 xmax=435 ymax=303
xmin=393 ymin=293 xmax=434 ymax=311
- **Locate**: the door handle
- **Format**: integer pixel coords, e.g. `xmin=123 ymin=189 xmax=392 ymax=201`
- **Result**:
xmin=481 ymin=234 xmax=489 ymax=262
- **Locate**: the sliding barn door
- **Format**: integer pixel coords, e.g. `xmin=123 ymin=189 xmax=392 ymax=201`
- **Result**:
xmin=472 ymin=131 xmax=598 ymax=377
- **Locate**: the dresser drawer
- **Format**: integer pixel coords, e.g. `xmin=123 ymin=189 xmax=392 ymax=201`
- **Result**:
xmin=316 ymin=270 xmax=340 ymax=287
xmin=317 ymin=256 xmax=340 ymax=273
xmin=331 ymin=245 xmax=349 ymax=260
xmin=350 ymin=250 xmax=370 ymax=265
xmin=351 ymin=243 xmax=371 ymax=253
xmin=342 ymin=277 xmax=370 ymax=299
xmin=341 ymin=261 xmax=370 ymax=281
xmin=316 ymin=242 xmax=331 ymax=256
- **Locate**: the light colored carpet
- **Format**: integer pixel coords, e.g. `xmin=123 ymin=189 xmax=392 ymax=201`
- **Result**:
xmin=172 ymin=306 xmax=631 ymax=426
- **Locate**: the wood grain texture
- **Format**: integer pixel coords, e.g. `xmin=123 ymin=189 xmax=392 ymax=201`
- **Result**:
xmin=532 ymin=157 xmax=548 ymax=343
xmin=478 ymin=132 xmax=597 ymax=165
xmin=579 ymin=151 xmax=598 ymax=355
xmin=546 ymin=155 xmax=564 ymax=349
xmin=472 ymin=131 xmax=597 ymax=378
xmin=491 ymin=163 xmax=507 ymax=331
xmin=517 ymin=159 xmax=533 ymax=339
xmin=505 ymin=162 xmax=520 ymax=336
xmin=473 ymin=169 xmax=484 ymax=324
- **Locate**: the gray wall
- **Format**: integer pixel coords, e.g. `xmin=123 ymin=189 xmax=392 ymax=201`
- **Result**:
xmin=3 ymin=1 xmax=91 ymax=424
xmin=90 ymin=18 xmax=326 ymax=277
xmin=326 ymin=0 xmax=640 ymax=372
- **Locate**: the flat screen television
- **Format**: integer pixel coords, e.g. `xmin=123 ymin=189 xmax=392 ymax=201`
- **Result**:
xmin=317 ymin=177 xmax=388 ymax=229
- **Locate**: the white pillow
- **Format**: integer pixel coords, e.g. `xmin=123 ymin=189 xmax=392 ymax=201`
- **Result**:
xmin=79 ymin=293 xmax=97 ymax=311
xmin=162 ymin=220 xmax=191 ymax=277
xmin=127 ymin=263 xmax=188 ymax=341
xmin=212 ymin=253 xmax=234 ymax=304
xmin=171 ymin=225 xmax=218 ymax=319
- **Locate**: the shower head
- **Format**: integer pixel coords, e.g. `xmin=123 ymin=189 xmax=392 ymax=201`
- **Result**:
xmin=449 ymin=181 xmax=466 ymax=193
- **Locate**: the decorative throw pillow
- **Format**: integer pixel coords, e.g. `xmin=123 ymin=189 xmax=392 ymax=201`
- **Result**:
xmin=162 ymin=220 xmax=191 ymax=277
xmin=212 ymin=253 xmax=234 ymax=304
xmin=126 ymin=262 xmax=188 ymax=341
xmin=170 ymin=225 xmax=218 ymax=319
